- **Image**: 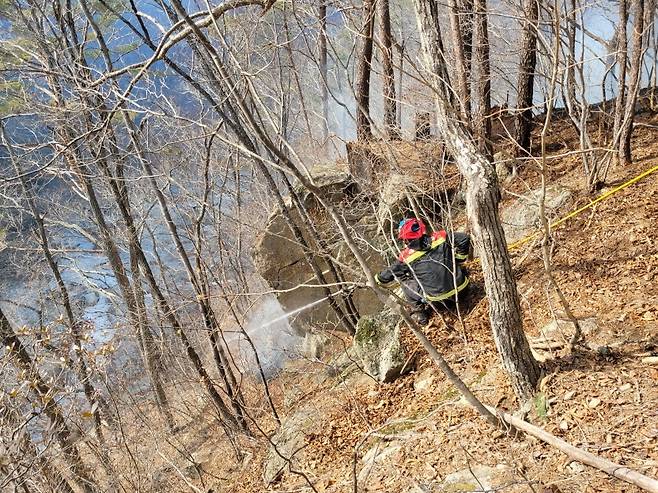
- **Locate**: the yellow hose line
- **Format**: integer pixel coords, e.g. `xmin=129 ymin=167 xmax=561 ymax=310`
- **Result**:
xmin=506 ymin=161 xmax=658 ymax=252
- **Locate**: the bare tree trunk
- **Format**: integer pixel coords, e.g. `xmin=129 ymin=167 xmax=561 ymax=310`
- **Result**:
xmin=356 ymin=0 xmax=376 ymax=140
xmin=514 ymin=0 xmax=540 ymax=156
xmin=460 ymin=0 xmax=474 ymax=74
xmin=620 ymin=0 xmax=647 ymax=164
xmin=413 ymin=0 xmax=541 ymax=400
xmin=538 ymin=4 xmax=582 ymax=349
xmin=612 ymin=0 xmax=629 ymax=164
xmin=0 ymin=308 xmax=96 ymax=493
xmin=397 ymin=40 xmax=405 ymax=128
xmin=319 ymin=0 xmax=329 ymax=143
xmin=448 ymin=0 xmax=471 ymax=120
xmin=472 ymin=0 xmax=492 ymax=158
xmin=378 ymin=0 xmax=399 ymax=138
xmin=563 ymin=0 xmax=597 ymax=188
xmin=129 ymin=245 xmax=176 ymax=429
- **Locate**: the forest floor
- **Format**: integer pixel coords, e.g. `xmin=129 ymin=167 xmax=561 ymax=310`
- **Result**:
xmin=169 ymin=114 xmax=658 ymax=493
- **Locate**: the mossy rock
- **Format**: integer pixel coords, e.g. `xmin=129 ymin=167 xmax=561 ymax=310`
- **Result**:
xmin=353 ymin=309 xmax=410 ymax=382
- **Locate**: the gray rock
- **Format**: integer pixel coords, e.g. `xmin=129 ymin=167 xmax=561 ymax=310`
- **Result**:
xmin=413 ymin=368 xmax=436 ymax=393
xmin=252 ymin=164 xmax=381 ymax=334
xmin=493 ymin=151 xmax=518 ymax=183
xmin=353 ymin=309 xmax=410 ymax=382
xmin=358 ymin=441 xmax=404 ymax=483
xmin=263 ymin=411 xmax=309 ymax=484
xmin=500 ymin=184 xmax=572 ymax=244
xmin=440 ymin=464 xmax=512 ymax=492
xmin=263 ymin=401 xmax=334 ymax=485
xmin=540 ymin=317 xmax=598 ymax=339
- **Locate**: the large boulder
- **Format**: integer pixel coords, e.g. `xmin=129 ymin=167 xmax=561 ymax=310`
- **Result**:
xmin=500 ymin=184 xmax=572 ymax=244
xmin=253 ymin=145 xmax=465 ymax=335
xmin=353 ymin=309 xmax=410 ymax=382
xmin=253 ymin=163 xmax=385 ymax=334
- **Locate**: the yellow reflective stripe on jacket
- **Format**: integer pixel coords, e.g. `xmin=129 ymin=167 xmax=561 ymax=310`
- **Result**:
xmin=454 ymin=252 xmax=469 ymax=260
xmin=403 ymin=237 xmax=446 ymax=264
xmin=425 ymin=276 xmax=470 ymax=301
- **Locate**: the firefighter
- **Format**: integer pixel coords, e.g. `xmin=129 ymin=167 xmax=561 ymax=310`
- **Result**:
xmin=375 ymin=217 xmax=471 ymax=325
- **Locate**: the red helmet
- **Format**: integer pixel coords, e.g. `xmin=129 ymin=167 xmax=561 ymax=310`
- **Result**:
xmin=398 ymin=218 xmax=427 ymax=240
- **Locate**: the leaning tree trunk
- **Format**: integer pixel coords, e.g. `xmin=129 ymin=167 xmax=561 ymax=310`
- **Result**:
xmin=355 ymin=0 xmax=376 ymax=140
xmin=413 ymin=0 xmax=541 ymax=400
xmin=619 ymin=0 xmax=646 ymax=164
xmin=472 ymin=0 xmax=492 ymax=158
xmin=319 ymin=0 xmax=329 ymax=142
xmin=513 ymin=0 xmax=539 ymax=156
xmin=378 ymin=0 xmax=399 ymax=138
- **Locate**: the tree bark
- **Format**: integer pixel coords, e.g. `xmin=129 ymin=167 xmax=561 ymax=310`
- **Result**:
xmin=460 ymin=0 xmax=474 ymax=75
xmin=356 ymin=0 xmax=376 ymax=140
xmin=619 ymin=0 xmax=647 ymax=164
xmin=472 ymin=0 xmax=492 ymax=158
xmin=319 ymin=0 xmax=329 ymax=142
xmin=378 ymin=0 xmax=399 ymax=137
xmin=413 ymin=0 xmax=541 ymax=400
xmin=448 ymin=0 xmax=471 ymax=120
xmin=612 ymin=0 xmax=629 ymax=163
xmin=513 ymin=0 xmax=539 ymax=156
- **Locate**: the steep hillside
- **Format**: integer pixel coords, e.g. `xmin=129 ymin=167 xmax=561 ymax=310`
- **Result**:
xmin=155 ymin=117 xmax=658 ymax=493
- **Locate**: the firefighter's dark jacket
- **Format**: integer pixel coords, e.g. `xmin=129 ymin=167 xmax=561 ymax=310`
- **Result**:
xmin=375 ymin=231 xmax=471 ymax=301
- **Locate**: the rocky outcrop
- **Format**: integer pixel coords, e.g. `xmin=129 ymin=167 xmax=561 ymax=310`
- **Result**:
xmin=353 ymin=309 xmax=410 ymax=382
xmin=263 ymin=406 xmax=312 ymax=485
xmin=253 ymin=143 xmax=464 ymax=335
xmin=252 ymin=163 xmax=382 ymax=334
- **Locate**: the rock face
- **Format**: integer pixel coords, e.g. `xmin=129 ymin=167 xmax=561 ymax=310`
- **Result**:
xmin=252 ymin=162 xmax=375 ymax=334
xmin=500 ymin=184 xmax=572 ymax=244
xmin=353 ymin=309 xmax=410 ymax=382
xmin=262 ymin=406 xmax=312 ymax=485
xmin=253 ymin=144 xmax=464 ymax=335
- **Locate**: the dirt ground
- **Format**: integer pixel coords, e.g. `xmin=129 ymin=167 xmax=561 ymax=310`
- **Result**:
xmin=175 ymin=116 xmax=658 ymax=493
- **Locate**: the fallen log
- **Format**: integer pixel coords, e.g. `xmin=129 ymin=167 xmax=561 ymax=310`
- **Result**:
xmin=486 ymin=405 xmax=658 ymax=492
